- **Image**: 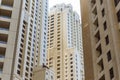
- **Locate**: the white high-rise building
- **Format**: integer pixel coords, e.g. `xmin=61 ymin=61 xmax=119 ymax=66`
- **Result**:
xmin=0 ymin=0 xmax=48 ymax=80
xmin=47 ymin=4 xmax=84 ymax=80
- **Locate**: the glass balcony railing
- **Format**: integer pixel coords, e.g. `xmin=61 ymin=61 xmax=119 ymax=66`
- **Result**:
xmin=0 ymin=27 xmax=9 ymax=31
xmin=1 ymin=5 xmax=13 ymax=9
xmin=0 ymin=69 xmax=3 ymax=74
xmin=0 ymin=71 xmax=2 ymax=74
xmin=0 ymin=55 xmax=5 ymax=58
xmin=0 ymin=16 xmax=11 ymax=19
xmin=0 ymin=41 xmax=7 ymax=44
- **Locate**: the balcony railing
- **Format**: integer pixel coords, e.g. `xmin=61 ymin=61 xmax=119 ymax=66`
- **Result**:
xmin=0 ymin=55 xmax=5 ymax=58
xmin=0 ymin=69 xmax=3 ymax=74
xmin=0 ymin=41 xmax=7 ymax=44
xmin=0 ymin=16 xmax=11 ymax=19
xmin=0 ymin=27 xmax=9 ymax=31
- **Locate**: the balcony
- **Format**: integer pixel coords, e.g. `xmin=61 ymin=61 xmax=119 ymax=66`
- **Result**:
xmin=0 ymin=34 xmax=8 ymax=45
xmin=0 ymin=21 xmax=10 ymax=31
xmin=0 ymin=47 xmax=5 ymax=62
xmin=0 ymin=62 xmax=4 ymax=74
xmin=1 ymin=0 xmax=14 ymax=7
xmin=0 ymin=5 xmax=13 ymax=11
xmin=0 ymin=9 xmax=12 ymax=20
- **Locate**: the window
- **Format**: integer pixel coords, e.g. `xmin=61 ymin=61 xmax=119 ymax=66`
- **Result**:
xmin=102 ymin=8 xmax=105 ymax=17
xmin=95 ymin=31 xmax=100 ymax=43
xmin=71 ymin=74 xmax=73 ymax=76
xmin=98 ymin=59 xmax=104 ymax=72
xmin=57 ymin=64 xmax=60 ymax=66
xmin=57 ymin=68 xmax=60 ymax=70
xmin=114 ymin=0 xmax=119 ymax=6
xmin=94 ymin=18 xmax=99 ymax=30
xmin=91 ymin=0 xmax=96 ymax=7
xmin=103 ymin=21 xmax=107 ymax=30
xmin=57 ymin=76 xmax=60 ymax=78
xmin=71 ymin=70 xmax=73 ymax=72
xmin=109 ymin=68 xmax=114 ymax=79
xmin=107 ymin=51 xmax=112 ymax=61
xmin=100 ymin=0 xmax=103 ymax=4
xmin=99 ymin=75 xmax=105 ymax=80
xmin=96 ymin=44 xmax=102 ymax=57
xmin=117 ymin=9 xmax=120 ymax=22
xmin=105 ymin=35 xmax=109 ymax=45
xmin=17 ymin=70 xmax=20 ymax=75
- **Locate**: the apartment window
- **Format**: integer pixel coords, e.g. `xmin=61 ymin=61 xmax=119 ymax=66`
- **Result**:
xmin=70 ymin=62 xmax=73 ymax=64
xmin=114 ymin=0 xmax=119 ymax=6
xmin=57 ymin=56 xmax=60 ymax=59
xmin=57 ymin=64 xmax=60 ymax=66
xmin=17 ymin=70 xmax=20 ymax=75
xmin=57 ymin=72 xmax=60 ymax=74
xmin=95 ymin=31 xmax=100 ymax=43
xmin=91 ymin=0 xmax=96 ymax=7
xmin=26 ymin=67 xmax=29 ymax=71
xmin=103 ymin=21 xmax=107 ymax=30
xmin=100 ymin=0 xmax=103 ymax=4
xmin=57 ymin=48 xmax=60 ymax=50
xmin=102 ymin=8 xmax=105 ymax=17
xmin=94 ymin=18 xmax=99 ymax=30
xmin=96 ymin=44 xmax=102 ymax=57
xmin=57 ymin=76 xmax=60 ymax=78
xmin=98 ymin=59 xmax=104 ymax=72
xmin=117 ymin=9 xmax=120 ymax=22
xmin=105 ymin=35 xmax=109 ymax=45
xmin=19 ymin=54 xmax=22 ymax=58
xmin=109 ymin=68 xmax=114 ymax=79
xmin=99 ymin=75 xmax=105 ymax=80
xmin=107 ymin=51 xmax=112 ymax=61
xmin=25 ymin=72 xmax=28 ymax=77
xmin=18 ymin=59 xmax=22 ymax=63
xmin=71 ymin=66 xmax=73 ymax=68
xmin=71 ymin=70 xmax=73 ymax=72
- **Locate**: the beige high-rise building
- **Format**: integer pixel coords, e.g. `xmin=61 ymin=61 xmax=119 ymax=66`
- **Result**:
xmin=0 ymin=0 xmax=48 ymax=80
xmin=47 ymin=4 xmax=84 ymax=80
xmin=81 ymin=0 xmax=120 ymax=80
xmin=33 ymin=65 xmax=54 ymax=80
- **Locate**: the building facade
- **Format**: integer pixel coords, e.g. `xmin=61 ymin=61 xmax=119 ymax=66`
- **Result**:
xmin=47 ymin=4 xmax=84 ymax=80
xmin=33 ymin=65 xmax=54 ymax=80
xmin=81 ymin=0 xmax=120 ymax=80
xmin=0 ymin=0 xmax=48 ymax=80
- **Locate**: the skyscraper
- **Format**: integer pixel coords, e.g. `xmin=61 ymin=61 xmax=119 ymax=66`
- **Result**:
xmin=81 ymin=0 xmax=120 ymax=80
xmin=0 ymin=0 xmax=48 ymax=80
xmin=47 ymin=4 xmax=84 ymax=80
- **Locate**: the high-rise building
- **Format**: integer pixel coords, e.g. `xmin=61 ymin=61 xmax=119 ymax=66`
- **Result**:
xmin=33 ymin=65 xmax=54 ymax=80
xmin=0 ymin=0 xmax=48 ymax=80
xmin=81 ymin=0 xmax=120 ymax=80
xmin=47 ymin=4 xmax=84 ymax=80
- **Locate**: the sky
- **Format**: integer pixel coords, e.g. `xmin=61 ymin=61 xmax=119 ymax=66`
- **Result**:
xmin=49 ymin=0 xmax=81 ymax=16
